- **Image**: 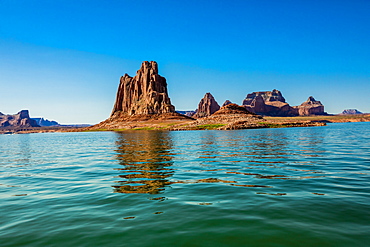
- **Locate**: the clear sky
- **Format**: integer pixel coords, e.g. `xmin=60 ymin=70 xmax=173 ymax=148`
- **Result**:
xmin=0 ymin=0 xmax=369 ymax=124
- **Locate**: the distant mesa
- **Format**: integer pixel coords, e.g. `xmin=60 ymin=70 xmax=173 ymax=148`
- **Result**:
xmin=192 ymin=92 xmax=220 ymax=118
xmin=176 ymin=110 xmax=196 ymax=117
xmin=340 ymin=109 xmax=363 ymax=115
xmin=242 ymin=89 xmax=326 ymax=117
xmin=0 ymin=110 xmax=39 ymax=128
xmin=32 ymin=118 xmax=59 ymax=127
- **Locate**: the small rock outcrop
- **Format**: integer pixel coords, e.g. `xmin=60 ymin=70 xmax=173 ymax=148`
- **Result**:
xmin=0 ymin=110 xmax=39 ymax=128
xmin=180 ymin=103 xmax=263 ymax=130
xmin=340 ymin=109 xmax=363 ymax=115
xmin=242 ymin=89 xmax=286 ymax=105
xmin=111 ymin=61 xmax=175 ymax=116
xmin=222 ymin=100 xmax=233 ymax=107
xmin=193 ymin=93 xmax=220 ymax=118
xmin=295 ymin=96 xmax=326 ymax=116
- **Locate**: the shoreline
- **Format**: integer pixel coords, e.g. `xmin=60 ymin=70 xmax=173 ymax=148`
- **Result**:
xmin=2 ymin=114 xmax=369 ymax=134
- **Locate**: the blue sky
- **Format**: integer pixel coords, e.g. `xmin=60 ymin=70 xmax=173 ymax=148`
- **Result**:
xmin=0 ymin=0 xmax=369 ymax=124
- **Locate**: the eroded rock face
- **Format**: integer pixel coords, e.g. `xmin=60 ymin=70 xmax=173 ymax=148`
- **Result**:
xmin=193 ymin=93 xmax=220 ymax=118
xmin=296 ymin=96 xmax=325 ymax=116
xmin=111 ymin=61 xmax=175 ymax=116
xmin=0 ymin=110 xmax=39 ymax=128
xmin=242 ymin=89 xmax=297 ymax=116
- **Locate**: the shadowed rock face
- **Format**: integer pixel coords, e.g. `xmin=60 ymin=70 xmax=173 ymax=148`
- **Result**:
xmin=111 ymin=61 xmax=175 ymax=116
xmin=242 ymin=89 xmax=286 ymax=105
xmin=193 ymin=92 xmax=220 ymax=118
xmin=296 ymin=96 xmax=325 ymax=116
xmin=0 ymin=110 xmax=39 ymax=127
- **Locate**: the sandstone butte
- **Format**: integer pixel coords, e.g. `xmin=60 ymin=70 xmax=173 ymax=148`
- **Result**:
xmin=242 ymin=89 xmax=327 ymax=117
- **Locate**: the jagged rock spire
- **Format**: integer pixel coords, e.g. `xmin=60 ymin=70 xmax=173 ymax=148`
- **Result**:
xmin=193 ymin=92 xmax=220 ymax=118
xmin=111 ymin=61 xmax=175 ymax=116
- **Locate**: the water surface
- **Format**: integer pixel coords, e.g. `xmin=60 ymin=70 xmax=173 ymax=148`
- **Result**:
xmin=1 ymin=123 xmax=369 ymax=246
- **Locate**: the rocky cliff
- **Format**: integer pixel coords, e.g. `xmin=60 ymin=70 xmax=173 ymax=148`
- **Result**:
xmin=193 ymin=92 xmax=220 ymax=118
xmin=111 ymin=61 xmax=175 ymax=116
xmin=0 ymin=110 xmax=40 ymax=128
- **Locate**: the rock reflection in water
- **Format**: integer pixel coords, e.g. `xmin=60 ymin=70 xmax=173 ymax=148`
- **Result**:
xmin=112 ymin=131 xmax=174 ymax=194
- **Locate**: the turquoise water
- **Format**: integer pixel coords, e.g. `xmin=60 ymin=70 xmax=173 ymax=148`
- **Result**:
xmin=1 ymin=123 xmax=369 ymax=246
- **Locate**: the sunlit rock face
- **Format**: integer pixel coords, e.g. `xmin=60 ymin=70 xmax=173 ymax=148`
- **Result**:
xmin=193 ymin=92 xmax=220 ymax=118
xmin=111 ymin=61 xmax=175 ymax=117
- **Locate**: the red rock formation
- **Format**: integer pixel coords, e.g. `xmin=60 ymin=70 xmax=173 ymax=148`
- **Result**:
xmin=242 ymin=89 xmax=297 ymax=116
xmin=296 ymin=96 xmax=325 ymax=116
xmin=111 ymin=61 xmax=175 ymax=116
xmin=0 ymin=110 xmax=39 ymax=127
xmin=193 ymin=93 xmax=220 ymax=118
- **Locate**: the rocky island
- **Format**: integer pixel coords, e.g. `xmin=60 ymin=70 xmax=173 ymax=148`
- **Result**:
xmin=87 ymin=61 xmax=329 ymax=131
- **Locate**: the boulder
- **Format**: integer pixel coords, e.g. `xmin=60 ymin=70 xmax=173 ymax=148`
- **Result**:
xmin=193 ymin=93 xmax=220 ymax=118
xmin=340 ymin=109 xmax=363 ymax=115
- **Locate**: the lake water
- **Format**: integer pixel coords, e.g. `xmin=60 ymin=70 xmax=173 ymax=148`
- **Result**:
xmin=1 ymin=123 xmax=369 ymax=246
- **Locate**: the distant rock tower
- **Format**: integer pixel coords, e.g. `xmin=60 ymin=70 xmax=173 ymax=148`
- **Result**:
xmin=111 ymin=61 xmax=175 ymax=116
xmin=193 ymin=92 xmax=220 ymax=118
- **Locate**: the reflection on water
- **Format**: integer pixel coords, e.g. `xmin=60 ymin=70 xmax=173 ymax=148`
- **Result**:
xmin=112 ymin=131 xmax=174 ymax=194
xmin=111 ymin=129 xmax=329 ymax=195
